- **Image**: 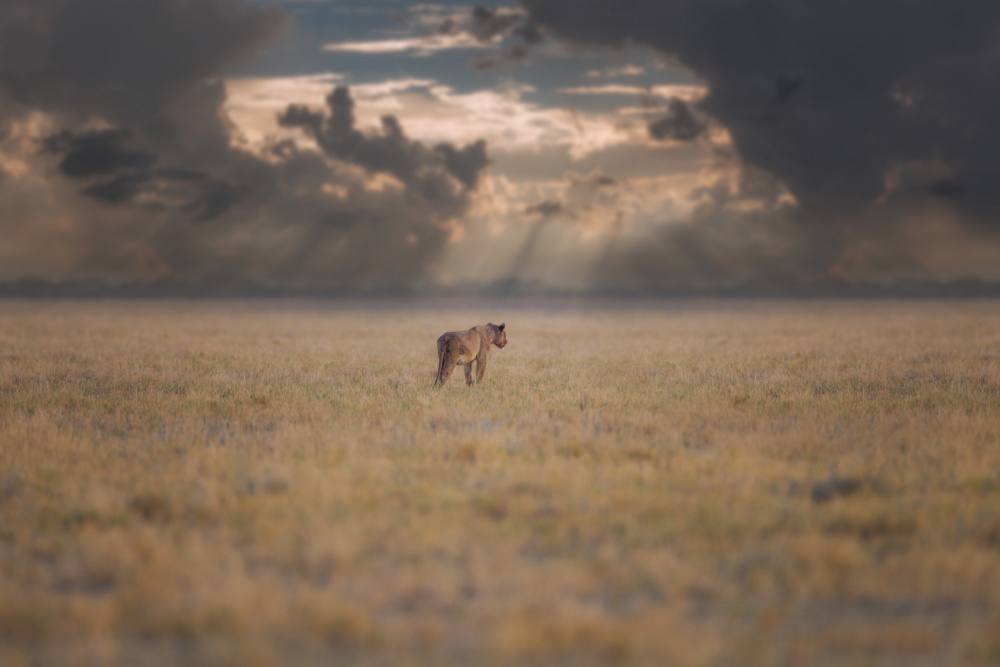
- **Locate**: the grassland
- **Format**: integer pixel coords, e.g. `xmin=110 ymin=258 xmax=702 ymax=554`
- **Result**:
xmin=1 ymin=298 xmax=1000 ymax=666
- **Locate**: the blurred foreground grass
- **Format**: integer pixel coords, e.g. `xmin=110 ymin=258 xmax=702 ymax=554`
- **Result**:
xmin=1 ymin=299 xmax=1000 ymax=666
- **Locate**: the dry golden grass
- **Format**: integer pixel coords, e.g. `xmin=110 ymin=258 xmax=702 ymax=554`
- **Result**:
xmin=2 ymin=298 xmax=1000 ymax=666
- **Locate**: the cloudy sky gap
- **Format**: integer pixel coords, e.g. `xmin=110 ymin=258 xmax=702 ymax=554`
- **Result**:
xmin=2 ymin=0 xmax=1000 ymax=294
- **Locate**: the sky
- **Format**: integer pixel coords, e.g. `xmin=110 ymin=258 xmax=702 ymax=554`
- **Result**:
xmin=2 ymin=0 xmax=1000 ymax=294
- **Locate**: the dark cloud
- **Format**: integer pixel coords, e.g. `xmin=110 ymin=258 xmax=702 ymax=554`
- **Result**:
xmin=469 ymin=6 xmax=521 ymax=42
xmin=763 ymin=74 xmax=805 ymax=121
xmin=1 ymin=0 xmax=285 ymax=230
xmin=80 ymin=172 xmax=152 ymax=205
xmin=278 ymin=85 xmax=488 ymax=210
xmin=40 ymin=127 xmax=243 ymax=221
xmin=648 ymin=98 xmax=708 ymax=142
xmin=513 ymin=21 xmax=543 ymax=47
xmin=437 ymin=17 xmax=457 ymax=35
xmin=525 ymin=200 xmax=564 ymax=218
xmin=469 ymin=4 xmax=543 ymax=45
xmin=181 ymin=181 xmax=246 ymax=223
xmin=927 ymin=180 xmax=965 ymax=200
xmin=435 ymin=140 xmax=490 ymax=190
xmin=520 ymin=0 xmax=1000 ymax=283
xmin=42 ymin=130 xmax=158 ymax=178
xmin=0 ymin=1 xmax=492 ymax=292
xmin=453 ymin=6 xmax=544 ymax=69
xmin=0 ymin=0 xmax=288 ymax=126
xmin=469 ymin=54 xmax=501 ymax=71
xmin=520 ymin=0 xmax=1000 ymax=218
xmin=276 ymin=105 xmax=325 ymax=132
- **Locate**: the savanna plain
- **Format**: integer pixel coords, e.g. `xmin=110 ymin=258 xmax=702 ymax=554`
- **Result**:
xmin=2 ymin=299 xmax=1000 ymax=667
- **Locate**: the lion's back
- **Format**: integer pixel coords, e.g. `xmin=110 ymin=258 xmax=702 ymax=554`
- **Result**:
xmin=438 ymin=328 xmax=482 ymax=359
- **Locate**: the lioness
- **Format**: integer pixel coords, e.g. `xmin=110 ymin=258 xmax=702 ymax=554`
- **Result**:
xmin=434 ymin=322 xmax=507 ymax=387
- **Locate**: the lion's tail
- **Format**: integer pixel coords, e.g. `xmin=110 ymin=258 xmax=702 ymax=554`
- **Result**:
xmin=434 ymin=353 xmax=444 ymax=387
xmin=433 ymin=340 xmax=448 ymax=387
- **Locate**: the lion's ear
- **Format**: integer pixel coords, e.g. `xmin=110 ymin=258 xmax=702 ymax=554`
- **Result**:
xmin=498 ymin=323 xmax=505 ymax=331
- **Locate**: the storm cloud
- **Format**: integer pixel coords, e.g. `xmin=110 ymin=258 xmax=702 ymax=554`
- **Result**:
xmin=5 ymin=0 xmax=1000 ymax=294
xmin=440 ymin=5 xmax=543 ymax=69
xmin=278 ymin=85 xmax=488 ymax=209
xmin=0 ymin=0 xmax=492 ymax=292
xmin=647 ymin=98 xmax=708 ymax=143
xmin=519 ymin=0 xmax=1000 ymax=284
xmin=41 ymin=128 xmax=243 ymax=220
xmin=0 ymin=0 xmax=287 ymax=125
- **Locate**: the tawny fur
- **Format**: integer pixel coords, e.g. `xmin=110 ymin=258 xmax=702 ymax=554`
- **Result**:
xmin=434 ymin=322 xmax=507 ymax=387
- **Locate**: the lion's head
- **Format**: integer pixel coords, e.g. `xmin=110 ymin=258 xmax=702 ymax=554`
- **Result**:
xmin=492 ymin=322 xmax=507 ymax=349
